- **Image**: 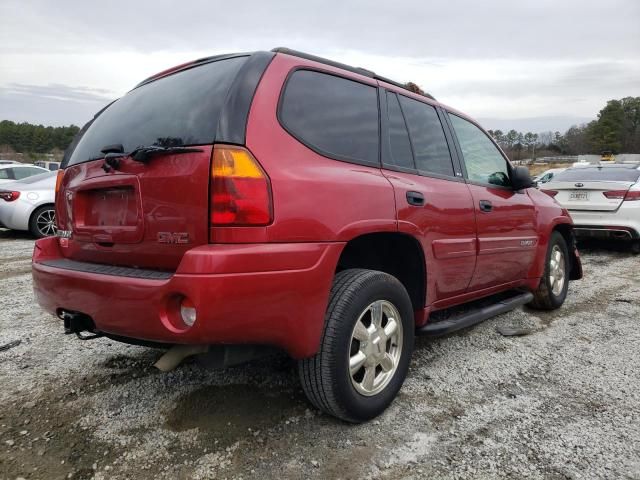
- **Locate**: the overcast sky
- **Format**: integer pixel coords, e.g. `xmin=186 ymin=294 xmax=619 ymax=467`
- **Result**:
xmin=1 ymin=0 xmax=638 ymax=133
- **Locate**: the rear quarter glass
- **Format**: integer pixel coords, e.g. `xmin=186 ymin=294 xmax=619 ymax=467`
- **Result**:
xmin=66 ymin=56 xmax=248 ymax=167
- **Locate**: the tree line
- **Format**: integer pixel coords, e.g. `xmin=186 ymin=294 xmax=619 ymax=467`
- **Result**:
xmin=0 ymin=96 xmax=638 ymax=160
xmin=0 ymin=120 xmax=80 ymax=155
xmin=488 ymin=97 xmax=640 ymax=159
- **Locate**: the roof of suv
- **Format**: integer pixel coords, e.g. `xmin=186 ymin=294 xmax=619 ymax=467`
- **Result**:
xmin=135 ymin=48 xmax=436 ymax=101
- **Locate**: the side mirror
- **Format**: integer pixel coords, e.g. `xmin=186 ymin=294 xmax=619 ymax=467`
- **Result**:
xmin=512 ymin=166 xmax=535 ymax=190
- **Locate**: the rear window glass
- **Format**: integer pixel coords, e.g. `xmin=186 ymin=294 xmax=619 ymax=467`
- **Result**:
xmin=67 ymin=56 xmax=248 ymax=167
xmin=553 ymin=167 xmax=640 ymax=182
xmin=279 ymin=70 xmax=379 ymax=165
xmin=386 ymin=92 xmax=414 ymax=169
xmin=398 ymin=96 xmax=454 ymax=177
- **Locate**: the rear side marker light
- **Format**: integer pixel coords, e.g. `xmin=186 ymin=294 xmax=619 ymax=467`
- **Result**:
xmin=541 ymin=189 xmax=558 ymax=198
xmin=0 ymin=191 xmax=20 ymax=202
xmin=210 ymin=145 xmax=272 ymax=226
xmin=180 ymin=298 xmax=197 ymax=327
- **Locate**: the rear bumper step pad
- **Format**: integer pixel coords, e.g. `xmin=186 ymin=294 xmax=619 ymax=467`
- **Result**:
xmin=38 ymin=258 xmax=173 ymax=280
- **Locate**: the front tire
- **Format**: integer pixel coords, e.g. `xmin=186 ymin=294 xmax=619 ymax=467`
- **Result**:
xmin=29 ymin=205 xmax=57 ymax=239
xmin=528 ymin=231 xmax=569 ymax=310
xmin=298 ymin=269 xmax=414 ymax=423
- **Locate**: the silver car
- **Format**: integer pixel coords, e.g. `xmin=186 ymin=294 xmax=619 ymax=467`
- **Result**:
xmin=0 ymin=171 xmax=56 ymax=238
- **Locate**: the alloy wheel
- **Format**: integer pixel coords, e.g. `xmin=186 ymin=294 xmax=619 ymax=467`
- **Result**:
xmin=348 ymin=300 xmax=403 ymax=396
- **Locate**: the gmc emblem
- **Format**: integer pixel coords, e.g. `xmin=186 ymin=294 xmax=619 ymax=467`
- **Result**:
xmin=157 ymin=232 xmax=190 ymax=244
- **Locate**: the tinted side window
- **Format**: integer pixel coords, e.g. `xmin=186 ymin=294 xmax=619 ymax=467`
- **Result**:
xmin=450 ymin=114 xmax=511 ymax=187
xmin=398 ymin=96 xmax=454 ymax=177
xmin=280 ymin=70 xmax=379 ymax=165
xmin=0 ymin=169 xmax=10 ymax=179
xmin=385 ymin=92 xmax=414 ymax=169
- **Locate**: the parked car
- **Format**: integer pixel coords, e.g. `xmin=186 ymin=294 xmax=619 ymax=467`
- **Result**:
xmin=0 ymin=171 xmax=57 ymax=237
xmin=542 ymin=164 xmax=640 ymax=253
xmin=0 ymin=164 xmax=48 ymax=185
xmin=32 ymin=48 xmax=582 ymax=422
xmin=534 ymin=168 xmax=566 ymax=184
xmin=34 ymin=160 xmax=61 ymax=171
xmin=0 ymin=159 xmax=20 ymax=165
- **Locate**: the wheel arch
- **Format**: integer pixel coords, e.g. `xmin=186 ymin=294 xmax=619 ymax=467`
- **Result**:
xmin=335 ymin=232 xmax=427 ymax=313
xmin=553 ymin=222 xmax=582 ymax=280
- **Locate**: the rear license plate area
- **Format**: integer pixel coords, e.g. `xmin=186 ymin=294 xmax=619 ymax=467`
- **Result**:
xmin=83 ymin=187 xmax=138 ymax=227
xmin=569 ymin=191 xmax=589 ymax=201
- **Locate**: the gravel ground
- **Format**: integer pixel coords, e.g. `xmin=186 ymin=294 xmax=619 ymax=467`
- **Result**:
xmin=1 ymin=228 xmax=639 ymax=480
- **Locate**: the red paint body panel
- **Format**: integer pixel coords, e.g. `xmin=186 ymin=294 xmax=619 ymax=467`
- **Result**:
xmin=381 ymin=170 xmax=477 ymax=299
xmin=32 ymin=51 xmax=582 ymax=359
xmin=467 ymin=185 xmax=538 ymax=290
xmin=33 ymin=236 xmax=342 ymax=358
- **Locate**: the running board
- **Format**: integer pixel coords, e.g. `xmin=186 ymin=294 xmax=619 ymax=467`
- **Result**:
xmin=416 ymin=291 xmax=534 ymax=337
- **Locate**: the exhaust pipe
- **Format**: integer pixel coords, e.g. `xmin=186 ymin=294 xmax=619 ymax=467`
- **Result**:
xmin=153 ymin=344 xmax=209 ymax=372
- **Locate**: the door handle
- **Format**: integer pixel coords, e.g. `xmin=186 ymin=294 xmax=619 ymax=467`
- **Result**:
xmin=479 ymin=200 xmax=493 ymax=212
xmin=406 ymin=191 xmax=425 ymax=206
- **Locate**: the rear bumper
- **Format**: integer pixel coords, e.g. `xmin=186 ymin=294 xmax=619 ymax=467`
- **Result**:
xmin=568 ymin=209 xmax=640 ymax=240
xmin=32 ymin=237 xmax=344 ymax=358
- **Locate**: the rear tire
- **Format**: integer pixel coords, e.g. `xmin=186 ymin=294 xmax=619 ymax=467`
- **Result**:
xmin=528 ymin=231 xmax=569 ymax=310
xmin=29 ymin=205 xmax=57 ymax=238
xmin=298 ymin=269 xmax=414 ymax=423
xmin=630 ymin=240 xmax=640 ymax=255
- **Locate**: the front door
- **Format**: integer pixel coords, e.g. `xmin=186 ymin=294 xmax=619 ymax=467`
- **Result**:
xmin=447 ymin=113 xmax=538 ymax=291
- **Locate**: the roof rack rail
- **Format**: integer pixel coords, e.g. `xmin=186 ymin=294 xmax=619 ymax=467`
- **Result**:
xmin=271 ymin=47 xmax=435 ymax=100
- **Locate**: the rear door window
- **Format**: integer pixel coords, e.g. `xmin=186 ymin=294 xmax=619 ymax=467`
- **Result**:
xmin=397 ymin=96 xmax=455 ymax=177
xmin=385 ymin=92 xmax=415 ymax=169
xmin=449 ymin=114 xmax=511 ymax=187
xmin=279 ymin=70 xmax=379 ymax=166
xmin=0 ymin=169 xmax=11 ymax=179
xmin=67 ymin=56 xmax=248 ymax=166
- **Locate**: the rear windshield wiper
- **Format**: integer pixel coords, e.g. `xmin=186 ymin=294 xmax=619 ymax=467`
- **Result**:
xmin=100 ymin=145 xmax=203 ymax=171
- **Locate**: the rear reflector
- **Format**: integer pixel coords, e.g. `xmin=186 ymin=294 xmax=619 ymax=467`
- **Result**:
xmin=541 ymin=189 xmax=558 ymax=198
xmin=0 ymin=191 xmax=20 ymax=202
xmin=210 ymin=145 xmax=272 ymax=226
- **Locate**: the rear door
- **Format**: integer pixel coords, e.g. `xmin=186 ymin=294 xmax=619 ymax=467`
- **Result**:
xmin=57 ymin=56 xmax=250 ymax=270
xmin=446 ymin=113 xmax=538 ymax=291
xmin=381 ymin=91 xmax=476 ymax=300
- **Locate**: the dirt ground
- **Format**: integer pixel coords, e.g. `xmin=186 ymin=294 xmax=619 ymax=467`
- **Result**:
xmin=1 ymin=228 xmax=639 ymax=480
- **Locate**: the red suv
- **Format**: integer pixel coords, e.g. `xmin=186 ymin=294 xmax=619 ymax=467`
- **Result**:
xmin=32 ymin=48 xmax=582 ymax=422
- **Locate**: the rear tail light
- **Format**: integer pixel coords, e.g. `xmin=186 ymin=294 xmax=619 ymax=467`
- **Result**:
xmin=603 ymin=190 xmax=626 ymax=199
xmin=55 ymin=169 xmax=64 ymax=201
xmin=210 ymin=145 xmax=272 ymax=226
xmin=604 ymin=190 xmax=640 ymax=201
xmin=541 ymin=189 xmax=558 ymax=198
xmin=0 ymin=191 xmax=20 ymax=202
xmin=623 ymin=191 xmax=640 ymax=201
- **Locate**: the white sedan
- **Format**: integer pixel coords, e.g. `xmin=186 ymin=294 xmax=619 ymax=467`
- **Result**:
xmin=0 ymin=164 xmax=48 ymax=184
xmin=0 ymin=171 xmax=56 ymax=238
xmin=542 ymin=164 xmax=640 ymax=253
